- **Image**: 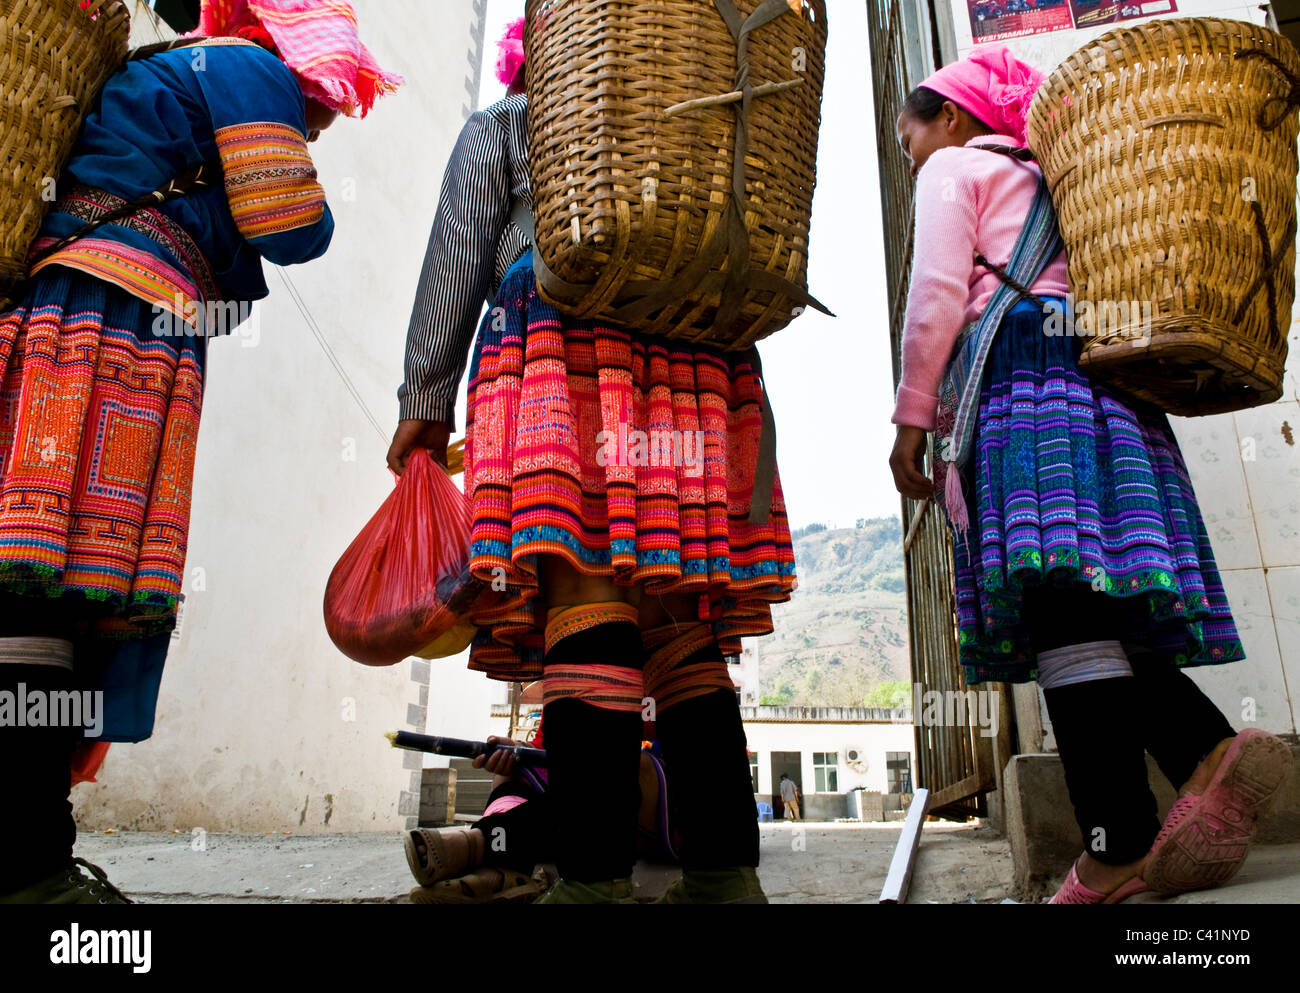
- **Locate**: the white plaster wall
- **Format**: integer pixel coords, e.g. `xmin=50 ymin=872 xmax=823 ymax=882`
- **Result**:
xmin=76 ymin=0 xmax=490 ymax=833
xmin=482 ymin=712 xmax=917 ymax=798
xmin=944 ymin=1 xmax=1300 ymax=735
xmin=742 ymin=721 xmax=917 ymax=795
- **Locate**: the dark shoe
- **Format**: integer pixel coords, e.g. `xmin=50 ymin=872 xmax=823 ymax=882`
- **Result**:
xmin=534 ymin=877 xmax=636 ymax=904
xmin=0 ymin=858 xmax=132 ymax=904
xmin=409 ymin=866 xmax=545 ymax=904
xmin=654 ymin=867 xmax=767 ymax=904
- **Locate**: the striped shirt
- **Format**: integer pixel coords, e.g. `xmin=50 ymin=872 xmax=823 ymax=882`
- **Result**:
xmin=399 ymin=93 xmax=532 ymax=429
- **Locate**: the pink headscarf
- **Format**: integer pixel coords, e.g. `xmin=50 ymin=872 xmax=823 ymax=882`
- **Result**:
xmin=496 ymin=16 xmax=525 ymax=89
xmin=918 ymin=45 xmax=1044 ymax=144
xmin=195 ymin=0 xmax=402 ymax=118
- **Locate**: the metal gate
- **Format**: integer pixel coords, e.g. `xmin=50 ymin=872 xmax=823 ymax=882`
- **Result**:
xmin=866 ymin=0 xmax=995 ymax=818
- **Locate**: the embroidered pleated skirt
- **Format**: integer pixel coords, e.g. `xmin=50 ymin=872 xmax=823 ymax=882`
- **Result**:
xmin=462 ymin=251 xmax=798 ymax=680
xmin=954 ymin=297 xmax=1244 ymax=685
xmin=0 ymin=268 xmax=202 ymax=738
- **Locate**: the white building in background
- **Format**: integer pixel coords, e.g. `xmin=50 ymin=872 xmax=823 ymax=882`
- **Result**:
xmin=733 ymin=641 xmax=762 ymax=706
xmin=740 ymin=707 xmax=916 ymax=819
xmin=487 ymin=693 xmax=918 ymax=822
xmin=76 ymin=0 xmax=495 ymax=834
xmin=726 ymin=642 xmax=916 ymax=818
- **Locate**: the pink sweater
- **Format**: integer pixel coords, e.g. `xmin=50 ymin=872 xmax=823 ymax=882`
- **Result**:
xmin=892 ymin=134 xmax=1070 ymax=431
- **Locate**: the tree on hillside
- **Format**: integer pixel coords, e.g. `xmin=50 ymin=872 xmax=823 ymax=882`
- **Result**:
xmin=864 ymin=680 xmax=911 ymax=708
xmin=791 ymin=522 xmax=827 ymax=539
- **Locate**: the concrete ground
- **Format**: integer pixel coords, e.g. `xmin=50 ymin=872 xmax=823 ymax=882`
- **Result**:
xmin=71 ymin=822 xmax=1299 ymax=904
xmin=1126 ymin=845 xmax=1300 ymax=904
xmin=71 ymin=820 xmax=1013 ymax=904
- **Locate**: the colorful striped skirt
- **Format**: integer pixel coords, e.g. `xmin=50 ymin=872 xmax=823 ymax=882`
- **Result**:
xmin=0 ymin=267 xmax=203 ymax=639
xmin=463 ymin=251 xmax=797 ymax=680
xmin=954 ymin=297 xmax=1244 ymax=685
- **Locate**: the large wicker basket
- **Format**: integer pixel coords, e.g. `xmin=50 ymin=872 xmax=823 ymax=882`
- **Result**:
xmin=0 ymin=0 xmax=130 ymax=310
xmin=1026 ymin=17 xmax=1299 ymax=416
xmin=524 ymin=0 xmax=829 ymax=351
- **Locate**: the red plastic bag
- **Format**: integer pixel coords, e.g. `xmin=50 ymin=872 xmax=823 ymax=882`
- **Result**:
xmin=324 ymin=449 xmax=483 ymax=666
xmin=71 ymin=741 xmax=111 ymax=786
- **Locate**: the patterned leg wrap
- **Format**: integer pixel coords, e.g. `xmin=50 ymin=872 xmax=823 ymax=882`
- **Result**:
xmin=642 ymin=622 xmax=735 ymax=715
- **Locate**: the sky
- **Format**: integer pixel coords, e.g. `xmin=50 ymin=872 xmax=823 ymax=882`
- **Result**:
xmin=481 ymin=1 xmax=900 ymax=529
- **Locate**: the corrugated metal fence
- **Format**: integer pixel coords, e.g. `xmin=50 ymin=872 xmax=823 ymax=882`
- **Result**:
xmin=866 ymin=0 xmax=993 ymax=818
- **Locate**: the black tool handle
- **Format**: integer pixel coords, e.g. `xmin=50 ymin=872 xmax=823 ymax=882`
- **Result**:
xmin=388 ymin=731 xmax=547 ymax=767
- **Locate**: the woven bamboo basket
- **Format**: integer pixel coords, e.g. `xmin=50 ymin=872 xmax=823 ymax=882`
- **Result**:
xmin=0 ymin=0 xmax=130 ymax=310
xmin=1026 ymin=17 xmax=1299 ymax=416
xmin=523 ymin=0 xmax=829 ymax=351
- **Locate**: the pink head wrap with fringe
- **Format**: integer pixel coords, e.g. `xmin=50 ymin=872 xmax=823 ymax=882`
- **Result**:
xmin=496 ymin=16 xmax=525 ymax=89
xmin=918 ymin=45 xmax=1044 ymax=144
xmin=194 ymin=0 xmax=402 ymax=118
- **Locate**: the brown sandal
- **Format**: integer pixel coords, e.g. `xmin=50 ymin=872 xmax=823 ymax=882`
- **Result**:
xmin=409 ymin=867 xmax=545 ymax=905
xmin=404 ymin=828 xmax=476 ymax=886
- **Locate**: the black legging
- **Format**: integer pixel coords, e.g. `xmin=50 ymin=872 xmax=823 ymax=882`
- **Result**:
xmin=540 ymin=618 xmax=645 ymax=883
xmin=0 ymin=662 xmax=79 ymax=893
xmin=1023 ymin=586 xmax=1236 ymax=865
xmin=0 ymin=595 xmax=120 ymax=894
xmin=474 ymin=779 xmax=555 ymax=875
xmin=655 ymin=674 xmax=759 ymax=869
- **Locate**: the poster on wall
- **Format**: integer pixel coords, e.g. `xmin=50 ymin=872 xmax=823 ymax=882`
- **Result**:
xmin=967 ymin=0 xmax=1074 ymax=44
xmin=1069 ymin=0 xmax=1177 ymax=30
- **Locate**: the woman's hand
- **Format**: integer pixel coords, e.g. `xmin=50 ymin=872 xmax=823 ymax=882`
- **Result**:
xmin=386 ymin=419 xmax=450 ymax=475
xmin=473 ymin=736 xmax=520 ymax=778
xmin=889 ymin=425 xmax=934 ymax=500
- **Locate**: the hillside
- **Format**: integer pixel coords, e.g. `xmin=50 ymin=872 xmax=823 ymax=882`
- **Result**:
xmin=758 ymin=518 xmax=911 ymax=707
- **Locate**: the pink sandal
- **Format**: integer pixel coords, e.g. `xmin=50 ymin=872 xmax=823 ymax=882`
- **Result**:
xmin=1048 ymin=860 xmax=1148 ymax=904
xmin=1145 ymin=729 xmax=1292 ymax=895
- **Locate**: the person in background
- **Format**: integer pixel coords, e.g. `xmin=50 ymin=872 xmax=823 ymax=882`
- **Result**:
xmin=779 ymin=774 xmax=800 ymax=822
xmin=0 ymin=0 xmax=399 ymax=905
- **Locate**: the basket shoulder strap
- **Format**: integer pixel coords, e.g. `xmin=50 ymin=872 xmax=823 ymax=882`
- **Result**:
xmin=966 ymin=145 xmax=1058 ymax=305
xmin=28 ymin=159 xmax=223 ymax=270
xmin=509 ymin=197 xmax=535 ymax=247
xmin=968 ymin=142 xmax=1037 ymax=162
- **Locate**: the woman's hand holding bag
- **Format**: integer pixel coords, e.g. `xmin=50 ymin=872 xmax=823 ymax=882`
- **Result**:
xmin=324 ymin=447 xmax=483 ymax=666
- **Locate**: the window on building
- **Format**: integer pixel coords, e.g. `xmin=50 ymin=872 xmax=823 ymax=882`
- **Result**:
xmin=887 ymin=752 xmax=913 ymax=794
xmin=748 ymin=751 xmax=759 ymax=793
xmin=813 ymin=752 xmax=838 ymax=793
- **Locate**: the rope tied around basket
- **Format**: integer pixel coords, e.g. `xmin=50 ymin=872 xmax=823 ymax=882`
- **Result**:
xmin=973 ymin=250 xmax=1049 ymax=310
xmin=1234 ymin=47 xmax=1300 ymax=131
xmin=1232 ymin=200 xmax=1296 ymax=351
xmin=966 ymin=143 xmax=1069 ymax=329
xmin=1224 ymin=50 xmax=1299 ymax=352
xmin=610 ymin=0 xmax=833 ymax=336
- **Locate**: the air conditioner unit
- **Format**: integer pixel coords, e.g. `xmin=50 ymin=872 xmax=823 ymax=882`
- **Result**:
xmin=842 ymin=746 xmax=869 ymax=774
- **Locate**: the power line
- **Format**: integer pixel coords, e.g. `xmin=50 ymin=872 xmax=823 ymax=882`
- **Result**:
xmin=274 ymin=266 xmax=389 ymax=444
